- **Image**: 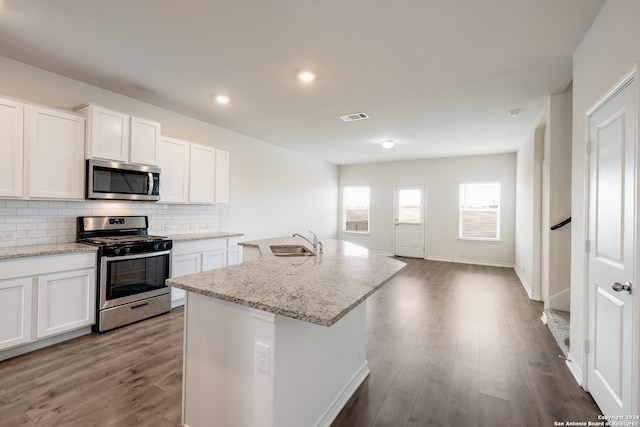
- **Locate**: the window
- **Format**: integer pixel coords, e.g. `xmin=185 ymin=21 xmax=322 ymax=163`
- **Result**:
xmin=459 ymin=183 xmax=500 ymax=240
xmin=343 ymin=186 xmax=370 ymax=233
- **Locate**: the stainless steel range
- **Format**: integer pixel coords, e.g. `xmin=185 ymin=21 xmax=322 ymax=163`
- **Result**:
xmin=77 ymin=216 xmax=172 ymax=332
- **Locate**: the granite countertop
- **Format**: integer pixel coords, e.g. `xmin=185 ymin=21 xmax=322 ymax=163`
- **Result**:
xmin=0 ymin=243 xmax=98 ymax=260
xmin=169 ymin=231 xmax=244 ymax=243
xmin=167 ymin=236 xmax=406 ymax=326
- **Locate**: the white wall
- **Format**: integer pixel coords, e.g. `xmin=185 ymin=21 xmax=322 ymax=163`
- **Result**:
xmin=338 ymin=153 xmax=516 ymax=266
xmin=571 ymin=0 xmax=640 ymax=383
xmin=515 ymin=115 xmax=545 ymax=299
xmin=0 ymin=55 xmax=338 ymax=243
xmin=545 ymin=90 xmax=573 ymax=311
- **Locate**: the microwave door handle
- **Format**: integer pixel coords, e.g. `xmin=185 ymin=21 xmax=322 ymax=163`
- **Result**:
xmin=148 ymin=173 xmax=154 ymax=195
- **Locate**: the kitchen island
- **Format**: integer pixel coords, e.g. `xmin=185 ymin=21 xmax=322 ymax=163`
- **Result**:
xmin=167 ymin=237 xmax=406 ymax=427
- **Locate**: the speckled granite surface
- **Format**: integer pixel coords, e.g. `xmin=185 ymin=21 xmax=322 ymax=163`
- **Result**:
xmin=169 ymin=231 xmax=244 ymax=242
xmin=0 ymin=243 xmax=98 ymax=260
xmin=167 ymin=237 xmax=407 ymax=326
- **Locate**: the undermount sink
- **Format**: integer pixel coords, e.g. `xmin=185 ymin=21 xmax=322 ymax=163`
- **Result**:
xmin=270 ymin=245 xmax=316 ymax=257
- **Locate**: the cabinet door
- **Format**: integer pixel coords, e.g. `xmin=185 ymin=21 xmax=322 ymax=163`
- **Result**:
xmin=36 ymin=268 xmax=95 ymax=339
xmin=130 ymin=116 xmax=160 ymax=166
xmin=227 ymin=246 xmax=243 ymax=266
xmin=159 ymin=137 xmax=189 ymax=203
xmin=0 ymin=98 xmax=24 ymax=198
xmin=0 ymin=278 xmax=33 ymax=351
xmin=203 ymin=249 xmax=227 ymax=271
xmin=82 ymin=105 xmax=129 ymax=161
xmin=215 ymin=149 xmax=230 ymax=204
xmin=27 ymin=106 xmax=85 ymax=200
xmin=172 ymin=252 xmax=202 ymax=305
xmin=189 ymin=144 xmax=215 ymax=204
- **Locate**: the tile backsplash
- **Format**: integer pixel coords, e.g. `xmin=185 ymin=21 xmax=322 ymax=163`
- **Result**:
xmin=0 ymin=199 xmax=219 ymax=248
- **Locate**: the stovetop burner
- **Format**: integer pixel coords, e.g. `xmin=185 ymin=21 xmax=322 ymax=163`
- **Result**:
xmin=82 ymin=234 xmax=169 ymax=245
xmin=77 ymin=215 xmax=173 ymax=256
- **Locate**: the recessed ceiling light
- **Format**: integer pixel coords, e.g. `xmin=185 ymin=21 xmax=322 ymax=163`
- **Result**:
xmin=381 ymin=140 xmax=395 ymax=149
xmin=298 ymin=71 xmax=316 ymax=82
xmin=216 ymin=95 xmax=230 ymax=104
xmin=507 ymin=109 xmax=520 ymax=118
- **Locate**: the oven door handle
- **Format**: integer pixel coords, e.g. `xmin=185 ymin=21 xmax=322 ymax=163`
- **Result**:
xmin=103 ymin=249 xmax=171 ymax=262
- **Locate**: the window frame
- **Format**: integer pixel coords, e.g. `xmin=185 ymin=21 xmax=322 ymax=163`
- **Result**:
xmin=342 ymin=185 xmax=371 ymax=234
xmin=458 ymin=182 xmax=501 ymax=242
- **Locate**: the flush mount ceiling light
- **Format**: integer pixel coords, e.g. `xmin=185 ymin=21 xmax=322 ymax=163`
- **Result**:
xmin=339 ymin=112 xmax=369 ymax=122
xmin=507 ymin=109 xmax=520 ymax=118
xmin=381 ymin=140 xmax=395 ymax=149
xmin=298 ymin=71 xmax=316 ymax=82
xmin=215 ymin=95 xmax=230 ymax=104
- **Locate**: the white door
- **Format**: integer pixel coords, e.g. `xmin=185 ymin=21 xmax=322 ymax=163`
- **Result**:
xmin=587 ymin=68 xmax=637 ymax=417
xmin=394 ymin=185 xmax=425 ymax=258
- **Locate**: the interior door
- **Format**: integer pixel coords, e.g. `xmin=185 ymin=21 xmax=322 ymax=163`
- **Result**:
xmin=394 ymin=185 xmax=425 ymax=258
xmin=587 ymin=69 xmax=637 ymax=417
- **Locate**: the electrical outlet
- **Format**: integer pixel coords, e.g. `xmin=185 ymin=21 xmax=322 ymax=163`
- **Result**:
xmin=0 ymin=231 xmax=15 ymax=242
xmin=255 ymin=342 xmax=271 ymax=373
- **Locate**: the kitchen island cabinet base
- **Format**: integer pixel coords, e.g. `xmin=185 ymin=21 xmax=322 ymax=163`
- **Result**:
xmin=182 ymin=291 xmax=368 ymax=427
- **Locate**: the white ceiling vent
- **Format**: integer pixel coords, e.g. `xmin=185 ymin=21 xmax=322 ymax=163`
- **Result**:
xmin=339 ymin=112 xmax=369 ymax=122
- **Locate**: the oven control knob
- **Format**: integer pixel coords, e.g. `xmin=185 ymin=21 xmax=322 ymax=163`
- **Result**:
xmin=123 ymin=247 xmax=131 ymax=254
xmin=113 ymin=247 xmax=121 ymax=255
xmin=153 ymin=243 xmax=160 ymax=251
xmin=161 ymin=242 xmax=169 ymax=250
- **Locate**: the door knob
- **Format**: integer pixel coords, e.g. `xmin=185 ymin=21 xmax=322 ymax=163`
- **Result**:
xmin=611 ymin=282 xmax=632 ymax=294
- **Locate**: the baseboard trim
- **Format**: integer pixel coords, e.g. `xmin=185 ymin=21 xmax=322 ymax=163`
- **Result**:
xmin=565 ymin=351 xmax=584 ymax=386
xmin=316 ymin=361 xmax=370 ymax=427
xmin=425 ymin=256 xmax=514 ymax=269
xmin=0 ymin=327 xmax=92 ymax=362
xmin=513 ymin=266 xmax=536 ymax=299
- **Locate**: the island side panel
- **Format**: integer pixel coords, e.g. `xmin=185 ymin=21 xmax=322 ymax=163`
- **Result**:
xmin=274 ymin=303 xmax=368 ymax=427
xmin=182 ymin=290 xmax=369 ymax=427
xmin=182 ymin=292 xmax=255 ymax=427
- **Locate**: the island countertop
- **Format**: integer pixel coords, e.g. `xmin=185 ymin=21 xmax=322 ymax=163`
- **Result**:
xmin=167 ymin=236 xmax=406 ymax=326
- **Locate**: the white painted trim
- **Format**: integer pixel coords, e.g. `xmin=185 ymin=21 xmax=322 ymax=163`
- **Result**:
xmin=315 ymin=361 xmax=369 ymax=427
xmin=0 ymin=326 xmax=91 ymax=362
xmin=426 ymin=255 xmax=513 ymax=269
xmin=513 ymin=266 xmax=543 ymax=300
xmin=565 ymin=350 xmax=584 ymax=387
xmin=540 ymin=311 xmax=548 ymax=325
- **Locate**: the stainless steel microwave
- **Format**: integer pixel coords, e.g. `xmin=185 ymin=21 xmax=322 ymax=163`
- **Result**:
xmin=87 ymin=159 xmax=161 ymax=201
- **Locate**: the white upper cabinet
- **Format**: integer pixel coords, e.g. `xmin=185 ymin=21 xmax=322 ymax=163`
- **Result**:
xmin=215 ymin=149 xmax=230 ymax=204
xmin=27 ymin=106 xmax=85 ymax=200
xmin=77 ymin=104 xmax=160 ymax=166
xmin=158 ymin=137 xmax=190 ymax=203
xmin=80 ymin=105 xmax=129 ymax=162
xmin=0 ymin=97 xmax=24 ymax=198
xmin=159 ymin=138 xmax=230 ymax=205
xmin=130 ymin=116 xmax=160 ymax=165
xmin=189 ymin=143 xmax=216 ymax=204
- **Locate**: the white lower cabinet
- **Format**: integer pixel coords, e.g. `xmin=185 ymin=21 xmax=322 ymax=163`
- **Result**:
xmin=170 ymin=237 xmax=242 ymax=307
xmin=36 ymin=268 xmax=95 ymax=339
xmin=0 ymin=278 xmax=33 ymax=351
xmin=0 ymin=252 xmax=96 ymax=355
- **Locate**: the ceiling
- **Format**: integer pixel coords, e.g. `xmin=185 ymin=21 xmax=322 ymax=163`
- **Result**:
xmin=0 ymin=0 xmax=604 ymax=165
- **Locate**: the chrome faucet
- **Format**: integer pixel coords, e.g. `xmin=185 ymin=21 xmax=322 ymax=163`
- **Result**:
xmin=293 ymin=231 xmax=323 ymax=253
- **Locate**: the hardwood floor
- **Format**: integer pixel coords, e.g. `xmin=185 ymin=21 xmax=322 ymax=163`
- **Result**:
xmin=0 ymin=259 xmax=601 ymax=426
xmin=332 ymin=259 xmax=602 ymax=427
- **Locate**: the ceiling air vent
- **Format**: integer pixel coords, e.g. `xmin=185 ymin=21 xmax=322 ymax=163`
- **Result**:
xmin=339 ymin=112 xmax=369 ymax=122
